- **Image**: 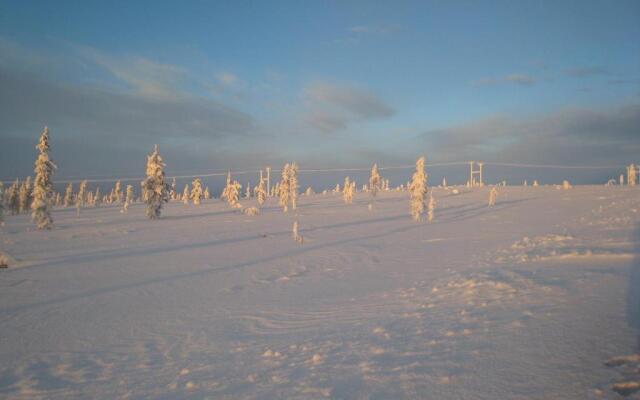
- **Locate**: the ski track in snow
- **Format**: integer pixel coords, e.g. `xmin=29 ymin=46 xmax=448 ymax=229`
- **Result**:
xmin=0 ymin=186 xmax=639 ymax=399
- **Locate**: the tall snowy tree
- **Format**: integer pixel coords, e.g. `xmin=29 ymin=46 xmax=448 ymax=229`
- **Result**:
xmin=19 ymin=176 xmax=32 ymax=214
xmin=141 ymin=145 xmax=170 ymax=219
xmin=170 ymin=177 xmax=177 ymax=200
xmin=191 ymin=178 xmax=204 ymax=205
xmin=278 ymin=163 xmax=291 ymax=212
xmin=31 ymin=126 xmax=56 ymax=229
xmin=123 ymin=184 xmax=134 ymax=212
xmin=290 ymin=163 xmax=299 ymax=211
xmin=369 ymin=163 xmax=381 ymax=197
xmin=93 ymin=186 xmax=101 ymax=207
xmin=63 ymin=183 xmax=74 ymax=207
xmin=409 ymin=156 xmax=427 ymax=221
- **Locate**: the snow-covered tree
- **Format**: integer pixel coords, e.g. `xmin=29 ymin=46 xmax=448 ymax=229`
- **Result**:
xmin=112 ymin=180 xmax=124 ymax=204
xmin=533 ymin=180 xmax=539 ymax=187
xmin=19 ymin=176 xmax=32 ymax=214
xmin=305 ymin=186 xmax=314 ymax=196
xmin=628 ymin=164 xmax=638 ymax=186
xmin=93 ymin=187 xmax=101 ymax=207
xmin=290 ymin=163 xmax=299 ymax=211
xmin=442 ymin=177 xmax=447 ymax=187
xmin=620 ymin=174 xmax=625 ymax=185
xmin=76 ymin=180 xmax=87 ymax=214
xmin=409 ymin=157 xmax=427 ymax=221
xmin=369 ymin=163 xmax=381 ymax=197
xmin=278 ymin=163 xmax=291 ymax=212
xmin=427 ymin=189 xmax=436 ymax=222
xmin=122 ymin=184 xmax=134 ymax=212
xmin=245 ymin=181 xmax=251 ymax=199
xmin=562 ymin=180 xmax=572 ymax=190
xmin=31 ymin=127 xmax=56 ymax=229
xmin=334 ymin=183 xmax=341 ymax=193
xmin=141 ymin=145 xmax=170 ymax=219
xmin=343 ymin=176 xmax=355 ymax=204
xmin=8 ymin=179 xmax=20 ymax=215
xmin=170 ymin=177 xmax=177 ymax=201
xmin=221 ymin=171 xmax=242 ymax=207
xmin=488 ymin=186 xmax=498 ymax=206
xmin=204 ymin=187 xmax=211 ymax=200
xmin=63 ymin=183 xmax=74 ymax=207
xmin=55 ymin=192 xmax=61 ymax=207
xmin=182 ymin=184 xmax=190 ymax=205
xmin=256 ymin=177 xmax=267 ymax=207
xmin=191 ymin=178 xmax=204 ymax=205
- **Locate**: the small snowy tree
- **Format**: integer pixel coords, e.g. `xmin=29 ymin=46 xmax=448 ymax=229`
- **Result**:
xmin=292 ymin=221 xmax=303 ymax=244
xmin=170 ymin=177 xmax=177 ymax=200
xmin=245 ymin=181 xmax=251 ymax=199
xmin=31 ymin=127 xmax=56 ymax=229
xmin=76 ymin=180 xmax=87 ymax=214
xmin=221 ymin=171 xmax=241 ymax=207
xmin=488 ymin=186 xmax=498 ymax=206
xmin=409 ymin=157 xmax=427 ymax=221
xmin=562 ymin=180 xmax=572 ymax=190
xmin=628 ymin=164 xmax=638 ymax=186
xmin=442 ymin=177 xmax=447 ymax=187
xmin=256 ymin=177 xmax=267 ymax=207
xmin=427 ymin=189 xmax=435 ymax=222
xmin=204 ymin=187 xmax=211 ymax=200
xmin=8 ymin=179 xmax=20 ymax=215
xmin=369 ymin=163 xmax=381 ymax=197
xmin=191 ymin=178 xmax=204 ymax=205
xmin=113 ymin=180 xmax=124 ymax=204
xmin=343 ymin=177 xmax=355 ymax=204
xmin=94 ymin=187 xmax=101 ymax=207
xmin=19 ymin=176 xmax=32 ymax=214
xmin=122 ymin=184 xmax=134 ymax=212
xmin=182 ymin=184 xmax=190 ymax=205
xmin=141 ymin=145 xmax=170 ymax=219
xmin=63 ymin=183 xmax=74 ymax=207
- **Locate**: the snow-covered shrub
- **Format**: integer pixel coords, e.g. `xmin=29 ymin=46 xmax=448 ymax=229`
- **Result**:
xmin=562 ymin=180 xmax=572 ymax=190
xmin=141 ymin=145 xmax=170 ymax=219
xmin=409 ymin=156 xmax=427 ymax=221
xmin=31 ymin=127 xmax=56 ymax=229
xmin=243 ymin=206 xmax=260 ymax=216
xmin=343 ymin=177 xmax=355 ymax=204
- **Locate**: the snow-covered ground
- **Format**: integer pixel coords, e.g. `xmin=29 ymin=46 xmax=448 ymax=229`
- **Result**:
xmin=1 ymin=185 xmax=639 ymax=399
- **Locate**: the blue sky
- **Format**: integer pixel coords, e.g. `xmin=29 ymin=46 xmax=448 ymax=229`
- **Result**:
xmin=0 ymin=0 xmax=639 ymax=181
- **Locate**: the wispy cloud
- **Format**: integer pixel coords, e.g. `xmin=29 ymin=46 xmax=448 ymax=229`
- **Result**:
xmin=303 ymin=82 xmax=395 ymax=133
xmin=564 ymin=66 xmax=609 ymax=77
xmin=473 ymin=73 xmax=537 ymax=87
xmin=216 ymin=71 xmax=239 ymax=86
xmin=349 ymin=25 xmax=399 ymax=35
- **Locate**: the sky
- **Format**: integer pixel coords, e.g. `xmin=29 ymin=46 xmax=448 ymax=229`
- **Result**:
xmin=0 ymin=0 xmax=639 ymax=184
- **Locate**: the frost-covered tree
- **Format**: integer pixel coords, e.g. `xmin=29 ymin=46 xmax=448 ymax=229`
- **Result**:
xmin=123 ymin=184 xmax=134 ymax=212
xmin=112 ymin=180 xmax=124 ymax=204
xmin=31 ymin=127 xmax=56 ymax=229
xmin=278 ymin=163 xmax=291 ymax=212
xmin=334 ymin=183 xmax=341 ymax=193
xmin=170 ymin=177 xmax=177 ymax=201
xmin=221 ymin=171 xmax=242 ymax=207
xmin=8 ymin=179 xmax=20 ymax=215
xmin=19 ymin=176 xmax=32 ymax=214
xmin=290 ymin=163 xmax=299 ymax=211
xmin=63 ymin=183 xmax=74 ymax=207
xmin=488 ymin=186 xmax=498 ymax=207
xmin=204 ymin=187 xmax=211 ymax=200
xmin=620 ymin=174 xmax=625 ymax=185
xmin=369 ymin=163 xmax=381 ymax=197
xmin=55 ymin=192 xmax=62 ymax=207
xmin=256 ymin=177 xmax=267 ymax=207
xmin=245 ymin=181 xmax=251 ymax=199
xmin=93 ymin=187 xmax=101 ymax=207
xmin=76 ymin=180 xmax=87 ymax=214
xmin=343 ymin=176 xmax=355 ymax=204
xmin=409 ymin=157 xmax=427 ymax=221
xmin=182 ymin=184 xmax=190 ymax=205
xmin=141 ymin=145 xmax=170 ymax=219
xmin=442 ymin=177 xmax=447 ymax=187
xmin=191 ymin=178 xmax=204 ymax=205
xmin=628 ymin=164 xmax=638 ymax=186
xmin=533 ymin=180 xmax=539 ymax=187
xmin=562 ymin=180 xmax=572 ymax=190
xmin=427 ymin=189 xmax=436 ymax=222
xmin=292 ymin=221 xmax=303 ymax=244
